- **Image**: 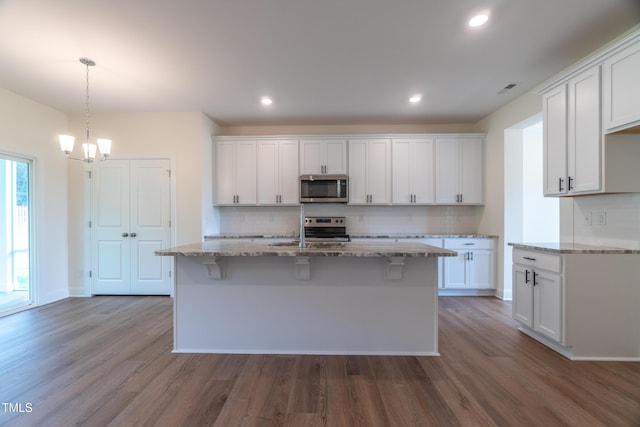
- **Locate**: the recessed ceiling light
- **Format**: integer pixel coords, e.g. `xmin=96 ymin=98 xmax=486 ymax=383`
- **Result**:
xmin=409 ymin=94 xmax=422 ymax=104
xmin=468 ymin=13 xmax=489 ymax=27
xmin=260 ymin=97 xmax=273 ymax=106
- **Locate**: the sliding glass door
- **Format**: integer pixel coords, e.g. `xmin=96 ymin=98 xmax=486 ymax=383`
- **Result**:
xmin=0 ymin=154 xmax=32 ymax=315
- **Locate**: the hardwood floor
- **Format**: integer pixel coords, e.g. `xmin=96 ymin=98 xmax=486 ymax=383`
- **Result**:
xmin=1 ymin=296 xmax=638 ymax=426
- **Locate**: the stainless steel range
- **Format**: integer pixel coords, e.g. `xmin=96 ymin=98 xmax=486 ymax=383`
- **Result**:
xmin=303 ymin=216 xmax=350 ymax=242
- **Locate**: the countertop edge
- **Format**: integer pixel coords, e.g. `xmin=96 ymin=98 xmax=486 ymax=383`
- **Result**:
xmin=204 ymin=234 xmax=499 ymax=240
xmin=508 ymin=242 xmax=640 ymax=254
xmin=157 ymin=242 xmax=458 ymax=258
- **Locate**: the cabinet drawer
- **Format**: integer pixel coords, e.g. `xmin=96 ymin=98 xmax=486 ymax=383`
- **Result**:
xmin=443 ymin=238 xmax=493 ymax=250
xmin=513 ymin=249 xmax=562 ymax=273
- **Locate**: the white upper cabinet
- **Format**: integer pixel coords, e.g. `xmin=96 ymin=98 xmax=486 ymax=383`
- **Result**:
xmin=539 ymin=30 xmax=640 ymax=197
xmin=299 ymin=139 xmax=347 ymax=174
xmin=543 ymin=84 xmax=569 ymax=196
xmin=215 ymin=140 xmax=257 ymax=205
xmin=348 ymin=139 xmax=391 ymax=204
xmin=568 ymin=67 xmax=602 ymax=194
xmin=435 ymin=137 xmax=483 ymax=204
xmin=603 ymin=39 xmax=640 ymax=133
xmin=257 ymin=140 xmax=299 ymax=205
xmin=544 ymin=66 xmax=601 ymax=196
xmin=392 ymin=138 xmax=434 ymax=204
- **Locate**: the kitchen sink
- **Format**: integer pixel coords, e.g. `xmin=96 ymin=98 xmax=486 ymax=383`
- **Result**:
xmin=268 ymin=241 xmax=300 ymax=247
xmin=268 ymin=241 xmax=346 ymax=248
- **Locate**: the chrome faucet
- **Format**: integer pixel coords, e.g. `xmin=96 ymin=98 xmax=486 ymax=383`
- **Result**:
xmin=299 ymin=203 xmax=306 ymax=248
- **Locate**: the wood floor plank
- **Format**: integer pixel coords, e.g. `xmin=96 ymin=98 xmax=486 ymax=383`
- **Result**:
xmin=1 ymin=295 xmax=639 ymax=427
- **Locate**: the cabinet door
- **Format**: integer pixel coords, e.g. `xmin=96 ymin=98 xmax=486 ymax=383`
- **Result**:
xmin=533 ymin=270 xmax=563 ymax=343
xmin=257 ymin=141 xmax=279 ymax=205
xmin=543 ymin=85 xmax=568 ymax=196
xmin=459 ymin=139 xmax=483 ymax=204
xmin=278 ymin=140 xmax=300 ymax=204
xmin=392 ymin=140 xmax=412 ymax=204
xmin=324 ymin=140 xmax=348 ymax=174
xmin=435 ymin=139 xmax=460 ymax=204
xmin=215 ymin=141 xmax=236 ymax=204
xmin=513 ymin=264 xmax=533 ymax=327
xmin=468 ymin=249 xmax=493 ymax=289
xmin=443 ymin=252 xmax=467 ymax=288
xmin=413 ymin=139 xmax=435 ymax=204
xmin=299 ymin=140 xmax=324 ymax=174
xmin=234 ymin=141 xmax=257 ymax=205
xmin=367 ymin=139 xmax=391 ymax=204
xmin=568 ymin=66 xmax=601 ymax=194
xmin=603 ymin=41 xmax=640 ymax=132
xmin=348 ymin=140 xmax=368 ymax=204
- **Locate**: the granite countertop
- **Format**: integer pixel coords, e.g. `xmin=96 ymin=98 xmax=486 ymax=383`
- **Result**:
xmin=350 ymin=234 xmax=498 ymax=239
xmin=509 ymin=242 xmax=640 ymax=254
xmin=157 ymin=240 xmax=457 ymax=258
xmin=204 ymin=234 xmax=498 ymax=240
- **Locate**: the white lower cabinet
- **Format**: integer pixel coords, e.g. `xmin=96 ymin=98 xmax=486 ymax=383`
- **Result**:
xmin=442 ymin=238 xmax=495 ymax=290
xmin=511 ymin=246 xmax=640 ymax=360
xmin=513 ymin=253 xmax=563 ymax=343
xmin=353 ymin=237 xmax=495 ymax=292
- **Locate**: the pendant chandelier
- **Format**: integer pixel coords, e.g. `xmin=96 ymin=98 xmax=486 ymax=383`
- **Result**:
xmin=58 ymin=57 xmax=111 ymax=162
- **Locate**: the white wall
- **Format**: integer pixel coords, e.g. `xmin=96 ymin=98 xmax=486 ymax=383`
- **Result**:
xmin=66 ymin=112 xmax=216 ymax=295
xmin=219 ymin=123 xmax=479 ymax=136
xmin=521 ymin=122 xmax=559 ymax=242
xmin=0 ymin=88 xmax=70 ymax=305
xmin=475 ymin=92 xmax=542 ymax=299
xmin=573 ymin=194 xmax=640 ymax=249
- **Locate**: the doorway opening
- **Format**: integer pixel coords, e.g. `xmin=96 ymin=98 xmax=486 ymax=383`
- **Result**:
xmin=503 ymin=114 xmax=559 ymax=298
xmin=0 ymin=155 xmax=33 ymax=315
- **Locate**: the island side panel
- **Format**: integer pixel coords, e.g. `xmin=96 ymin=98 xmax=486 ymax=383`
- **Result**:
xmin=173 ymin=255 xmax=439 ymax=355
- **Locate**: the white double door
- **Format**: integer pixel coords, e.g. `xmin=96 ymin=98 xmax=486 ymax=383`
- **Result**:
xmin=91 ymin=159 xmax=172 ymax=295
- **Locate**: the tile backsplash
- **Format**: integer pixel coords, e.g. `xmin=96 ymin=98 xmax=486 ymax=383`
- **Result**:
xmin=573 ymin=193 xmax=640 ymax=249
xmin=209 ymin=205 xmax=481 ymax=236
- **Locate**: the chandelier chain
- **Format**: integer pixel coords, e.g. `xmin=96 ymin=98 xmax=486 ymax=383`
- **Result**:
xmin=85 ymin=60 xmax=90 ymax=143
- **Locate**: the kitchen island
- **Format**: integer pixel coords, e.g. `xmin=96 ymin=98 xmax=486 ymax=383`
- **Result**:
xmin=156 ymin=240 xmax=456 ymax=355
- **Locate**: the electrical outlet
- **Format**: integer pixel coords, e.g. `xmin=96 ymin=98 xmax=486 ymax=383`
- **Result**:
xmin=594 ymin=211 xmax=607 ymax=226
xmin=582 ymin=211 xmax=592 ymax=226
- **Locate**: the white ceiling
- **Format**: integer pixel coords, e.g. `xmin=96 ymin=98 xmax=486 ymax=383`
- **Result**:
xmin=1 ymin=0 xmax=639 ymax=126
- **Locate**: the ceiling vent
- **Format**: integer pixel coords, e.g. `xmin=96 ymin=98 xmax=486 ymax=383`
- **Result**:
xmin=498 ymin=83 xmax=518 ymax=94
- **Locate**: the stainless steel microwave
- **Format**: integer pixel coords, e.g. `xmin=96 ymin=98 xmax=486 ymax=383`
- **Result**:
xmin=299 ymin=174 xmax=348 ymax=203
